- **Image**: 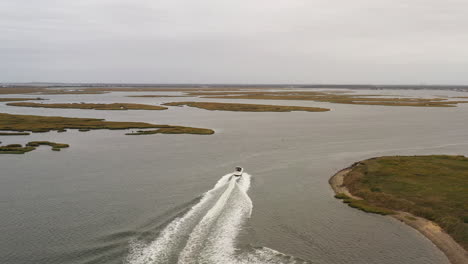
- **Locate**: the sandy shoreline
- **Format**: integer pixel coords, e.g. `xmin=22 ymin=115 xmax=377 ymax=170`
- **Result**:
xmin=329 ymin=164 xmax=468 ymax=264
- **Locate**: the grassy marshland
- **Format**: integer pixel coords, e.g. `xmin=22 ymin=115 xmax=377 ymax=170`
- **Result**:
xmin=26 ymin=141 xmax=69 ymax=151
xmin=126 ymin=126 xmax=214 ymax=135
xmin=0 ymin=113 xmax=213 ymax=135
xmin=163 ymin=101 xmax=330 ymax=112
xmin=0 ymin=141 xmax=68 ymax=154
xmin=341 ymin=155 xmax=468 ymax=250
xmin=334 ymin=193 xmax=394 ymax=215
xmin=0 ymin=113 xmax=163 ymax=133
xmin=7 ymin=102 xmax=168 ymax=110
xmin=0 ymin=144 xmax=35 ymax=154
xmin=0 ymin=97 xmax=46 ymax=102
xmin=0 ymin=132 xmax=30 ymax=135
xmin=186 ymin=91 xmax=468 ymax=107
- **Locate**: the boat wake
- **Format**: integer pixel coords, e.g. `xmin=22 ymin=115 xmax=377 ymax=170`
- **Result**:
xmin=126 ymin=173 xmax=309 ymax=264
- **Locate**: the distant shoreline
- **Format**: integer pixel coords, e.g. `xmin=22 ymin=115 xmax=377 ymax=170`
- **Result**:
xmin=2 ymin=83 xmax=468 ymax=91
xmin=329 ymin=163 xmax=468 ymax=264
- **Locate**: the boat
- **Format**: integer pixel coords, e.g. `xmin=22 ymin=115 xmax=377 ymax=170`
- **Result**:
xmin=233 ymin=166 xmax=243 ymax=177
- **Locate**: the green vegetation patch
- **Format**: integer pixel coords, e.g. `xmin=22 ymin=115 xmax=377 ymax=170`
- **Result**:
xmin=334 ymin=193 xmax=351 ymax=200
xmin=163 ymin=101 xmax=330 ymax=112
xmin=7 ymin=102 xmax=167 ymax=110
xmin=405 ymin=215 xmax=418 ymax=221
xmin=0 ymin=97 xmax=46 ymax=102
xmin=334 ymin=193 xmax=393 ymax=215
xmin=344 ymin=155 xmax=468 ymax=249
xmin=0 ymin=132 xmax=30 ymax=135
xmin=126 ymin=126 xmax=214 ymax=135
xmin=0 ymin=144 xmax=36 ymax=154
xmin=344 ymin=199 xmax=394 ymax=215
xmin=0 ymin=141 xmax=69 ymax=154
xmin=27 ymin=141 xmax=69 ymax=149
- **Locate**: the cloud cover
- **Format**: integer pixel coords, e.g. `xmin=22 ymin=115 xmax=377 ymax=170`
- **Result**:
xmin=1 ymin=0 xmax=467 ymax=84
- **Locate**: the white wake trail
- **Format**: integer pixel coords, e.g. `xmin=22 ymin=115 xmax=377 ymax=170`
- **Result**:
xmin=127 ymin=173 xmax=308 ymax=264
xmin=126 ymin=174 xmax=233 ymax=264
xmin=177 ymin=177 xmax=238 ymax=263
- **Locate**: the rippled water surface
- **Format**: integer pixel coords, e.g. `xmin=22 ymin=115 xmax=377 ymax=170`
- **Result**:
xmin=1 ymin=89 xmax=467 ymax=264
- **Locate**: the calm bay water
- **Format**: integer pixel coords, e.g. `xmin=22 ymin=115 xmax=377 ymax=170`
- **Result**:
xmin=1 ymin=89 xmax=467 ymax=264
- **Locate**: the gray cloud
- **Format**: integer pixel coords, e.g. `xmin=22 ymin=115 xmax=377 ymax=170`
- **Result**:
xmin=1 ymin=0 xmax=467 ymax=84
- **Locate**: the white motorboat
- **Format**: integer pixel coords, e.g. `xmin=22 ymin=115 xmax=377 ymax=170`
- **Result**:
xmin=233 ymin=166 xmax=243 ymax=177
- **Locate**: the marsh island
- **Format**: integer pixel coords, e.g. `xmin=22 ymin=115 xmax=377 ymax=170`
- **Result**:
xmin=163 ymin=101 xmax=330 ymax=112
xmin=185 ymin=90 xmax=468 ymax=107
xmin=0 ymin=141 xmax=69 ymax=154
xmin=0 ymin=113 xmax=214 ymax=135
xmin=330 ymin=155 xmax=468 ymax=264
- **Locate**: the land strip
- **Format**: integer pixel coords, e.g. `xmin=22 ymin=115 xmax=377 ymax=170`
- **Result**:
xmin=126 ymin=127 xmax=214 ymax=135
xmin=163 ymin=101 xmax=330 ymax=112
xmin=0 ymin=112 xmax=213 ymax=134
xmin=0 ymin=86 xmax=259 ymax=95
xmin=0 ymin=144 xmax=36 ymax=154
xmin=0 ymin=132 xmax=30 ymax=135
xmin=0 ymin=97 xmax=46 ymax=102
xmin=7 ymin=102 xmax=168 ymax=110
xmin=26 ymin=141 xmax=70 ymax=151
xmin=127 ymin=95 xmax=189 ymax=98
xmin=185 ymin=91 xmax=468 ymax=107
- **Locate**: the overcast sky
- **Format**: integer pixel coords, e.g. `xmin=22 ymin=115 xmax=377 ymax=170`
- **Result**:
xmin=1 ymin=0 xmax=467 ymax=84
